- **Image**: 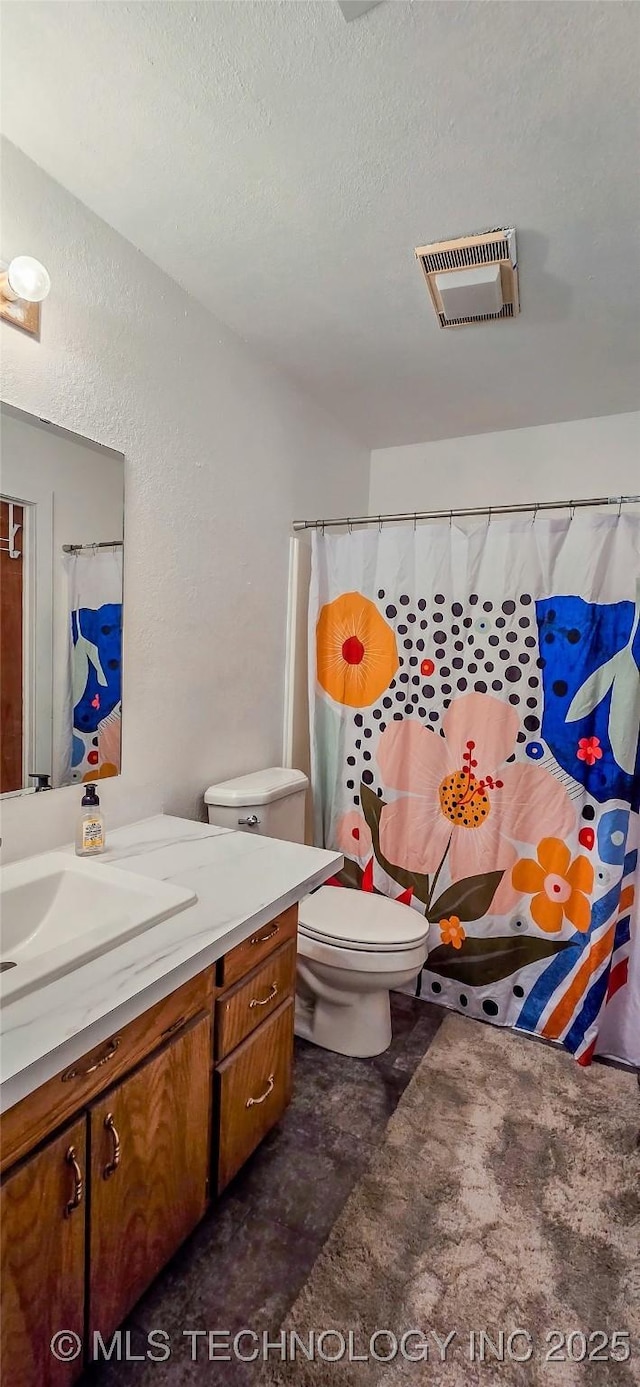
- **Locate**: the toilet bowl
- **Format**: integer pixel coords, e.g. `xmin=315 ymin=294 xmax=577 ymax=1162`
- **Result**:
xmin=204 ymin=768 xmax=429 ymax=1058
xmin=296 ymin=886 xmax=429 ymax=1057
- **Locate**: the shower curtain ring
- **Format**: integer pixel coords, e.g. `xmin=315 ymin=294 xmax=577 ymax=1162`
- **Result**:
xmin=531 ymin=502 xmax=538 ymax=526
xmin=618 ymin=496 xmax=623 ymax=518
xmin=347 ymin=517 xmax=353 ymax=534
xmin=413 ymin=512 xmax=417 ymax=532
xmin=569 ymin=499 xmax=576 ymax=519
xmin=487 ymin=506 xmax=492 ymax=525
xmin=449 ymin=509 xmax=453 ymax=528
xmin=378 ymin=515 xmax=383 ymax=533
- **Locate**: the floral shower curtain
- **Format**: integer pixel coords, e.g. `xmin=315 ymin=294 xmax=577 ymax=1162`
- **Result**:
xmin=61 ymin=548 xmax=123 ymax=785
xmin=309 ymin=512 xmax=640 ymax=1068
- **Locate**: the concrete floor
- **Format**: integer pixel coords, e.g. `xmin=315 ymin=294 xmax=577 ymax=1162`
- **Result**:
xmin=84 ymin=993 xmax=443 ymax=1386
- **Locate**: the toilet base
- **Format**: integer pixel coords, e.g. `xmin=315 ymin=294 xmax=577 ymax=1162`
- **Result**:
xmin=295 ymin=987 xmax=392 ymax=1058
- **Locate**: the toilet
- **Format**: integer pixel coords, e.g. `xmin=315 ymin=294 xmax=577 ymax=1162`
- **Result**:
xmin=204 ymin=768 xmax=429 ymax=1058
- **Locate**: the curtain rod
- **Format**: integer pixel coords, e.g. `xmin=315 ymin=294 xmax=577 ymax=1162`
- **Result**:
xmin=292 ymin=494 xmax=640 ymax=531
xmin=62 ymin=540 xmax=123 ymax=553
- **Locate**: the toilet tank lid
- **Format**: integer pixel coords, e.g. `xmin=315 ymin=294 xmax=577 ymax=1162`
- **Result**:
xmin=204 ymin=767 xmax=309 ymax=807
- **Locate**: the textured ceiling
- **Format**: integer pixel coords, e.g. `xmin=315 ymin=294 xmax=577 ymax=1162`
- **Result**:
xmin=2 ymin=0 xmax=639 ymax=447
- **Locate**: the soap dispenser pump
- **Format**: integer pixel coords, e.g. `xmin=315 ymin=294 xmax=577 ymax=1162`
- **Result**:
xmin=75 ymin=783 xmax=106 ymax=857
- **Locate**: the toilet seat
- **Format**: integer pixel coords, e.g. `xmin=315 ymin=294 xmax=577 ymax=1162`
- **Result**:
xmin=298 ymin=928 xmax=429 ymax=976
xmin=298 ymin=885 xmax=428 ymax=953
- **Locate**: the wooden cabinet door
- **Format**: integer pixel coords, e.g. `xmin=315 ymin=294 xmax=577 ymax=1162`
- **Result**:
xmin=1 ymin=1117 xmax=86 ymax=1387
xmin=88 ymin=1011 xmax=212 ymax=1343
xmin=216 ymin=998 xmax=294 ymax=1192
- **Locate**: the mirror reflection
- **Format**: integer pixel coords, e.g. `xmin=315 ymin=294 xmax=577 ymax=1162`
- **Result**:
xmin=0 ymin=405 xmax=124 ymax=795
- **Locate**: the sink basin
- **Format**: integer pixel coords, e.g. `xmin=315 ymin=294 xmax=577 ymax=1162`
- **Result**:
xmin=0 ymin=852 xmax=197 ymax=1004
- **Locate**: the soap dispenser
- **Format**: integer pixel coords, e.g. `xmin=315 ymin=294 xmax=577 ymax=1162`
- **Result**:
xmin=75 ymin=783 xmax=106 ymax=856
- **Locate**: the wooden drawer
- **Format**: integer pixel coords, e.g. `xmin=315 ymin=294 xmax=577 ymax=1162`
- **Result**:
xmin=215 ymin=998 xmax=294 ymax=1192
xmin=0 ymin=969 xmax=215 ymax=1174
xmin=217 ymin=905 xmax=297 ymax=988
xmin=215 ymin=939 xmax=296 ymax=1060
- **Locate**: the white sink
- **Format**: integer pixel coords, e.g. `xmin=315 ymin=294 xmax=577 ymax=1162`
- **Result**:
xmin=0 ymin=852 xmax=197 ymax=1004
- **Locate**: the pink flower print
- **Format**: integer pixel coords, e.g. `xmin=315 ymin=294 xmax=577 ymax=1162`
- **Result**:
xmin=377 ymin=693 xmax=576 ymax=915
xmin=334 ymin=810 xmax=373 ymax=864
xmin=576 ymin=736 xmax=602 ymax=767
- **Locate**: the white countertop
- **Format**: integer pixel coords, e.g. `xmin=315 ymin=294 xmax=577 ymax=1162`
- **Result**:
xmin=0 ymin=815 xmax=341 ymax=1114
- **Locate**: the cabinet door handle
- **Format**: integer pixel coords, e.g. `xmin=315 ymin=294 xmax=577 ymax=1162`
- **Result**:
xmin=249 ymin=982 xmax=278 ymax=1009
xmin=103 ymin=1113 xmax=121 ymax=1179
xmin=64 ymin=1145 xmax=84 ymax=1217
xmin=61 ymin=1036 xmax=120 ymax=1082
xmin=250 ymin=924 xmax=279 ymax=946
xmin=161 ymin=1014 xmax=185 ymax=1038
xmin=245 ymin=1073 xmax=275 ymax=1108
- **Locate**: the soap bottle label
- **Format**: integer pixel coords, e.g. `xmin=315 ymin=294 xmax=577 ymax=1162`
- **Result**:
xmin=83 ymin=817 xmax=104 ymax=851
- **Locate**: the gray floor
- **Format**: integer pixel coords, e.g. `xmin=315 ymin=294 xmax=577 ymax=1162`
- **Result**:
xmin=84 ymin=994 xmax=443 ymax=1385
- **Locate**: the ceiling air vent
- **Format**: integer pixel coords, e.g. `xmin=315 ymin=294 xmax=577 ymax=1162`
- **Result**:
xmin=415 ymin=228 xmax=519 ymax=328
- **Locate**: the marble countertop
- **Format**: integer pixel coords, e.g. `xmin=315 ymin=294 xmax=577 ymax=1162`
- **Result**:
xmin=0 ymin=815 xmax=341 ymax=1114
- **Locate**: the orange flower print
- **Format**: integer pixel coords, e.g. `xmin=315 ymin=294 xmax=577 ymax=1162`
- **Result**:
xmin=577 ymin=736 xmax=602 ymax=766
xmin=316 ymin=592 xmax=398 ymax=707
xmin=439 ymin=915 xmax=466 ymax=949
xmin=512 ymin=838 xmax=594 ymax=934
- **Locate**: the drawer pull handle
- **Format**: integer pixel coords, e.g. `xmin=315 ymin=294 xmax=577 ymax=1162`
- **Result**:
xmin=64 ymin=1146 xmax=84 ymax=1218
xmin=61 ymin=1036 xmax=120 ymax=1082
xmin=103 ymin=1113 xmax=121 ymax=1179
xmin=246 ymin=1073 xmax=275 ymax=1108
xmin=250 ymin=924 xmax=279 ymax=946
xmin=249 ymin=983 xmax=278 ymax=1009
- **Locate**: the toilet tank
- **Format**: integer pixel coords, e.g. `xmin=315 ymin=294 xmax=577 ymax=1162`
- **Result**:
xmin=204 ymin=767 xmax=309 ymax=843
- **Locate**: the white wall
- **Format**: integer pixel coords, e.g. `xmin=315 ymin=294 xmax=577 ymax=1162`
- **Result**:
xmin=0 ymin=139 xmax=369 ymax=862
xmin=369 ymin=413 xmax=640 ymax=515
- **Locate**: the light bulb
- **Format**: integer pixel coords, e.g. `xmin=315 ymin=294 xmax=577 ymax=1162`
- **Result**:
xmin=7 ymin=256 xmax=51 ymax=303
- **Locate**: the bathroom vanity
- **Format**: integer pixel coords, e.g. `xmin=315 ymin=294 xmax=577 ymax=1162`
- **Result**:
xmin=0 ymin=816 xmax=341 ymax=1386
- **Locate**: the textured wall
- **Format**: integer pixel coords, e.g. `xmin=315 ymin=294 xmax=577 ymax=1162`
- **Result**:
xmin=1 ymin=140 xmax=369 ymax=861
xmin=369 ymin=414 xmax=640 ymax=515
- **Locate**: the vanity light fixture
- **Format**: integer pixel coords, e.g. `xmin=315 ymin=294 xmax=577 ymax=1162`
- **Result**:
xmin=0 ymin=255 xmax=51 ymax=337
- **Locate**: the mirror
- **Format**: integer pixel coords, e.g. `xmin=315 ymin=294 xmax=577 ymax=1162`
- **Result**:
xmin=0 ymin=404 xmax=124 ymax=795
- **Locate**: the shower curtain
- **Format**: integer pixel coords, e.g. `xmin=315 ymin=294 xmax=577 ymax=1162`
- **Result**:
xmin=61 ymin=548 xmax=123 ymax=785
xmin=309 ymin=512 xmax=640 ymax=1068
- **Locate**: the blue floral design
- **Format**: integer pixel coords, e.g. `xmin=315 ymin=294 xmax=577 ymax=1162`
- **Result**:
xmin=72 ymin=602 xmax=122 ymax=734
xmin=536 ymin=595 xmax=640 ymax=808
xmin=597 ymin=808 xmax=630 ymax=865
